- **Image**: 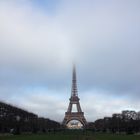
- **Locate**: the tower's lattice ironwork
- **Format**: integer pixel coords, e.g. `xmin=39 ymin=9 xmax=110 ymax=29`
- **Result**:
xmin=62 ymin=65 xmax=87 ymax=127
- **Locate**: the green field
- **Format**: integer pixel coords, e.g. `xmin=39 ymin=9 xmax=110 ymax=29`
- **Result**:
xmin=1 ymin=132 xmax=140 ymax=140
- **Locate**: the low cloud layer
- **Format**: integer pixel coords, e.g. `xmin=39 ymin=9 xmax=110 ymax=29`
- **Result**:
xmin=0 ymin=0 xmax=140 ymax=122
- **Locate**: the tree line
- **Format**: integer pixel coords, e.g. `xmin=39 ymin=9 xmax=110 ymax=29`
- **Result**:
xmin=2 ymin=101 xmax=140 ymax=134
xmin=0 ymin=101 xmax=60 ymax=134
xmin=93 ymin=110 xmax=140 ymax=134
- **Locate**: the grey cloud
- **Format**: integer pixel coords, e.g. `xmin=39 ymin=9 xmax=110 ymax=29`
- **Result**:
xmin=0 ymin=0 xmax=140 ymax=121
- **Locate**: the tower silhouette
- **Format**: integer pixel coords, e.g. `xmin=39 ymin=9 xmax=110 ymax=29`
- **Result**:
xmin=62 ymin=65 xmax=87 ymax=127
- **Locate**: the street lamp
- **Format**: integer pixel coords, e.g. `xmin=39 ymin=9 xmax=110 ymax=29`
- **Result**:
xmin=16 ymin=115 xmax=21 ymax=134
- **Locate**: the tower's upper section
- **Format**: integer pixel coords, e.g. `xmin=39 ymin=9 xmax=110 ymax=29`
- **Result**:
xmin=71 ymin=64 xmax=78 ymax=97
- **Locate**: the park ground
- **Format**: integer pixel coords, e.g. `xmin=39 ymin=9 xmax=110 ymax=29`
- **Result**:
xmin=1 ymin=131 xmax=140 ymax=140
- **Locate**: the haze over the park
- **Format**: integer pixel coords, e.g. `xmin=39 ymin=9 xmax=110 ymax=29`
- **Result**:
xmin=0 ymin=0 xmax=140 ymax=122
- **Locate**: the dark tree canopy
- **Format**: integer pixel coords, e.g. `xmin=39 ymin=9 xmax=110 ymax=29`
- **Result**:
xmin=0 ymin=101 xmax=60 ymax=134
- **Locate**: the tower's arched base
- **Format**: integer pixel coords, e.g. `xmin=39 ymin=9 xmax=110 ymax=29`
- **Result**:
xmin=62 ymin=112 xmax=87 ymax=128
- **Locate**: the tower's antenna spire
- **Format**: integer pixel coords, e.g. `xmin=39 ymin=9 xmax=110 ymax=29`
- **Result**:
xmin=71 ymin=64 xmax=78 ymax=96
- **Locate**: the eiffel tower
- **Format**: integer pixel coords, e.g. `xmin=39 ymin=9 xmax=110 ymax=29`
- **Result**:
xmin=62 ymin=65 xmax=87 ymax=127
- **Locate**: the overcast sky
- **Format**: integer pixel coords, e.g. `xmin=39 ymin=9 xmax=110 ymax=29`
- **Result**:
xmin=0 ymin=0 xmax=140 ymax=122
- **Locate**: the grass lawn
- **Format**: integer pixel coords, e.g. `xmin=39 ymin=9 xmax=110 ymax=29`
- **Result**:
xmin=1 ymin=132 xmax=140 ymax=140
